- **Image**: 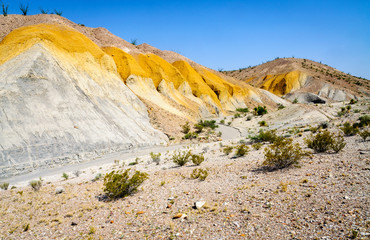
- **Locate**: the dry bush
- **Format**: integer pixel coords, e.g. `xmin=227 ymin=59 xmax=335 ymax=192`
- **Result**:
xmin=262 ymin=138 xmax=305 ymax=170
xmin=172 ymin=150 xmax=192 ymax=166
xmin=190 ymin=168 xmax=208 ymax=181
xmin=191 ymin=153 xmax=205 ymax=166
xmin=305 ymin=130 xmax=346 ymax=153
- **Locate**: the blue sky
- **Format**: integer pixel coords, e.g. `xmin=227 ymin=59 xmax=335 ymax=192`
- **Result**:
xmin=4 ymin=0 xmax=370 ymax=79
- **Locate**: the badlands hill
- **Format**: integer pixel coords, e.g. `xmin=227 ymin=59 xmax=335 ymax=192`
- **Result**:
xmin=224 ymin=58 xmax=369 ymax=103
xmin=0 ymin=14 xmax=288 ymax=178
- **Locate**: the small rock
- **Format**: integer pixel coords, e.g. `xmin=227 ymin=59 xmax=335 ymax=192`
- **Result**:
xmin=173 ymin=213 xmax=187 ymax=219
xmin=233 ymin=221 xmax=240 ymax=228
xmin=168 ymin=197 xmax=175 ymax=201
xmin=71 ymin=222 xmax=77 ymax=226
xmin=55 ymin=187 xmax=65 ymax=194
xmin=195 ymin=201 xmax=206 ymax=209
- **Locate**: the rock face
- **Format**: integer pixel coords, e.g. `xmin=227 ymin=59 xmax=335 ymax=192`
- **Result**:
xmin=0 ymin=24 xmax=167 ymax=178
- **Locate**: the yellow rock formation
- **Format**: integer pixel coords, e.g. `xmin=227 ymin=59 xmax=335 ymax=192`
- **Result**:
xmin=103 ymin=46 xmax=149 ymax=81
xmin=260 ymin=70 xmax=308 ymax=96
xmin=0 ymin=23 xmax=118 ymax=84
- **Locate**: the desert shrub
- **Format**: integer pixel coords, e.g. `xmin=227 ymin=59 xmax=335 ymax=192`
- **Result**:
xmin=103 ymin=169 xmax=148 ymax=199
xmin=220 ymin=119 xmax=225 ymax=124
xmin=251 ymin=129 xmax=279 ymax=143
xmin=359 ymin=130 xmax=370 ymax=141
xmin=292 ymin=98 xmax=298 ymax=104
xmin=196 ymin=120 xmax=218 ymax=130
xmin=349 ymin=99 xmax=357 ymax=104
xmin=236 ymin=108 xmax=249 ymax=113
xmin=0 ymin=182 xmax=9 ymax=190
xmin=183 ymin=132 xmax=197 ymax=139
xmin=1 ymin=2 xmax=9 ymax=16
xmin=129 ymin=157 xmax=139 ymax=166
xmin=330 ymin=133 xmax=346 ymax=153
xmin=235 ymin=144 xmax=249 ymax=157
xmin=191 ymin=153 xmax=205 ymax=166
xmin=62 ymin=173 xmax=69 ymax=180
xmin=73 ymin=170 xmax=81 ymax=177
xmin=253 ymin=106 xmax=267 ymax=116
xmin=306 ymin=130 xmax=346 ymax=153
xmin=341 ymin=122 xmax=359 ymax=136
xmin=262 ymin=138 xmax=304 ymax=170
xmin=246 ymin=116 xmax=252 ymax=121
xmin=358 ymin=115 xmax=370 ymax=127
xmin=54 ymin=9 xmax=62 ymax=16
xmin=150 ymin=152 xmax=161 ymax=165
xmin=190 ymin=168 xmax=208 ymax=181
xmin=39 ymin=7 xmax=49 ymax=14
xmin=29 ymin=180 xmax=42 ymax=191
xmin=194 ymin=123 xmax=204 ymax=133
xmin=172 ymin=150 xmax=192 ymax=166
xmin=234 ymin=113 xmax=241 ymax=118
xmin=181 ymin=122 xmax=190 ymax=134
xmin=277 ymin=104 xmax=285 ymax=110
xmin=19 ymin=3 xmax=28 ymax=15
xmin=259 ymin=120 xmax=268 ymax=127
xmin=93 ymin=173 xmax=102 ymax=182
xmin=223 ymin=145 xmax=234 ymax=155
xmin=252 ymin=142 xmax=263 ymax=150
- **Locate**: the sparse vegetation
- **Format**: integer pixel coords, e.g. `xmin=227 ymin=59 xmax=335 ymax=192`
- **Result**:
xmin=236 ymin=108 xmax=249 ymax=113
xmin=29 ymin=180 xmax=42 ymax=191
xmin=191 ymin=153 xmax=205 ymax=166
xmin=262 ymin=138 xmax=305 ymax=170
xmin=183 ymin=132 xmax=197 ymax=139
xmin=277 ymin=104 xmax=285 ymax=110
xmin=259 ymin=120 xmax=268 ymax=127
xmin=54 ymin=9 xmax=62 ymax=16
xmin=19 ymin=3 xmax=29 ymax=15
xmin=292 ymin=98 xmax=298 ymax=104
xmin=250 ymin=129 xmax=279 ymax=143
xmin=253 ymin=105 xmax=268 ymax=116
xmin=190 ymin=168 xmax=208 ymax=181
xmin=234 ymin=144 xmax=249 ymax=157
xmin=359 ymin=130 xmax=370 ymax=141
xmin=172 ymin=150 xmax=192 ymax=166
xmin=129 ymin=157 xmax=140 ymax=166
xmin=130 ymin=38 xmax=138 ymax=45
xmin=150 ymin=152 xmax=161 ymax=165
xmin=62 ymin=172 xmax=69 ymax=180
xmin=222 ymin=145 xmax=233 ymax=155
xmin=341 ymin=122 xmax=359 ymax=136
xmin=252 ymin=142 xmax=263 ymax=150
xmin=0 ymin=182 xmax=9 ymax=190
xmin=39 ymin=7 xmax=49 ymax=14
xmin=73 ymin=170 xmax=81 ymax=177
xmin=181 ymin=121 xmax=190 ymax=134
xmin=103 ymin=169 xmax=148 ymax=199
xmin=305 ymin=130 xmax=346 ymax=153
xmin=1 ymin=1 xmax=9 ymax=16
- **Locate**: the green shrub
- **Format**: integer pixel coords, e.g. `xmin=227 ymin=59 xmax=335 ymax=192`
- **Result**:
xmin=358 ymin=115 xmax=370 ymax=127
xmin=196 ymin=120 xmax=218 ymax=130
xmin=181 ymin=121 xmax=190 ymax=134
xmin=129 ymin=157 xmax=139 ymax=166
xmin=252 ymin=142 xmax=263 ymax=150
xmin=183 ymin=132 xmax=197 ymax=139
xmin=253 ymin=106 xmax=267 ymax=116
xmin=220 ymin=120 xmax=225 ymax=124
xmin=305 ymin=130 xmax=346 ymax=153
xmin=292 ymin=98 xmax=298 ymax=104
xmin=172 ymin=150 xmax=192 ymax=166
xmin=234 ymin=113 xmax=241 ymax=118
xmin=39 ymin=7 xmax=49 ymax=14
xmin=194 ymin=123 xmax=204 ymax=133
xmin=250 ymin=129 xmax=279 ymax=143
xmin=341 ymin=122 xmax=359 ymax=136
xmin=349 ymin=99 xmax=357 ymax=104
xmin=259 ymin=120 xmax=268 ymax=127
xmin=262 ymin=138 xmax=304 ymax=170
xmin=150 ymin=152 xmax=161 ymax=165
xmin=0 ymin=182 xmax=9 ymax=190
xmin=191 ymin=153 xmax=205 ymax=166
xmin=222 ymin=146 xmax=233 ymax=155
xmin=54 ymin=9 xmax=62 ymax=16
xmin=62 ymin=173 xmax=69 ymax=180
xmin=359 ymin=130 xmax=370 ymax=141
xmin=235 ymin=144 xmax=249 ymax=157
xmin=190 ymin=168 xmax=208 ymax=181
xmin=29 ymin=180 xmax=42 ymax=191
xmin=277 ymin=104 xmax=285 ymax=110
xmin=236 ymin=108 xmax=249 ymax=113
xmin=93 ymin=173 xmax=102 ymax=182
xmin=103 ymin=169 xmax=148 ymax=199
xmin=330 ymin=133 xmax=346 ymax=153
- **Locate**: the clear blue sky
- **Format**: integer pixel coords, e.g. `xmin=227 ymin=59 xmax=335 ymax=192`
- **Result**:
xmin=4 ymin=0 xmax=370 ymax=79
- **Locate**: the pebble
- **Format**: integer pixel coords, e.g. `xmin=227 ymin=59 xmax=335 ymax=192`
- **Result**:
xmin=195 ymin=201 xmax=206 ymax=209
xmin=173 ymin=213 xmax=187 ymax=219
xmin=55 ymin=187 xmax=65 ymax=194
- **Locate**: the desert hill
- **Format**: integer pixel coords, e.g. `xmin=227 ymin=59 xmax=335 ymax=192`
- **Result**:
xmin=0 ymin=14 xmax=289 ymax=177
xmin=224 ymin=57 xmax=369 ymax=103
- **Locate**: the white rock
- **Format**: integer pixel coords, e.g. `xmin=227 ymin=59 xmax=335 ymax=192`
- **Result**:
xmin=195 ymin=201 xmax=206 ymax=209
xmin=55 ymin=186 xmax=65 ymax=194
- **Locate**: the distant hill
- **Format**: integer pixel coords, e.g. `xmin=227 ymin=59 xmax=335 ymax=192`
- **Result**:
xmin=224 ymin=58 xmax=369 ymax=102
